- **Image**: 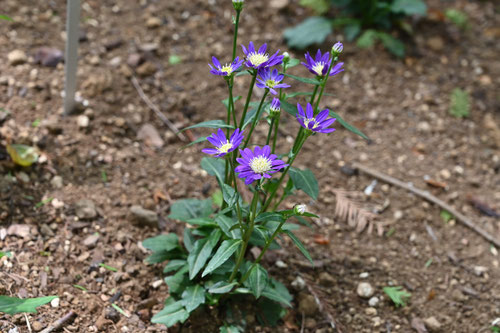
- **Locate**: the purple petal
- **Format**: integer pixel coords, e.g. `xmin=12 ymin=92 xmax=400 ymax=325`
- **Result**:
xmin=316 ymin=109 xmax=329 ymax=122
xmin=306 ymin=103 xmax=314 ymax=118
xmin=212 ymin=56 xmax=221 ymax=68
xmin=248 ymin=41 xmax=255 ymax=53
xmin=202 ymin=148 xmax=219 ymax=155
xmin=258 ymin=43 xmax=267 ymax=54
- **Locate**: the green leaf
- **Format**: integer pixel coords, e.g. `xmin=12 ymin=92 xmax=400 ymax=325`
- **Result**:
xmin=0 ymin=251 xmax=12 ymax=259
xmin=208 ymin=281 xmax=238 ymax=294
xmin=284 ymin=230 xmax=314 ymax=265
xmin=6 ymin=144 xmax=39 ymax=167
xmin=391 ymin=0 xmax=427 ymax=16
xmin=222 ymin=184 xmax=240 ymax=208
xmin=284 ymin=17 xmax=332 ymax=49
xmin=142 ymin=234 xmax=179 ymax=252
xmin=202 ymin=239 xmax=242 ymax=277
xmin=377 ymin=32 xmax=405 ymax=58
xmin=261 ymin=279 xmax=292 ymax=307
xmin=256 ymin=298 xmax=287 ymax=326
xmin=99 ymin=263 xmax=118 ymax=272
xmin=168 ymin=198 xmax=213 ymax=222
xmin=222 ymin=96 xmax=242 ymax=110
xmin=440 ymin=210 xmax=454 ymax=223
xmin=201 ymin=157 xmax=226 ymax=184
xmin=383 ymin=286 xmax=411 ymax=307
xmin=344 ymin=23 xmax=361 ymax=41
xmin=245 ymin=264 xmax=268 ymax=299
xmin=329 ymin=110 xmax=370 ymax=140
xmin=300 ymin=0 xmax=329 ymax=14
xmin=186 ymin=217 xmax=218 ymax=227
xmin=283 ymin=73 xmax=321 ymax=85
xmin=183 ymin=228 xmax=195 ymax=253
xmin=445 ymin=9 xmax=468 ymax=29
xmin=164 ymin=259 xmax=187 ymax=274
xmin=182 ymin=120 xmax=234 ymax=132
xmin=220 ymin=325 xmax=244 ymax=333
xmin=146 ymin=250 xmax=184 ymax=264
xmin=151 ymin=301 xmax=189 ymax=327
xmin=216 ymin=215 xmax=241 ymax=239
xmin=111 ymin=303 xmax=130 ymax=318
xmin=289 ymin=167 xmax=319 ymax=200
xmin=255 ymin=212 xmax=284 ymax=225
xmin=169 ymin=55 xmax=182 ymax=65
xmin=0 ymin=15 xmax=13 ymax=21
xmin=357 ymin=29 xmax=378 ymax=48
xmin=181 ymin=285 xmax=206 ymax=312
xmin=285 ymin=58 xmax=301 ymax=69
xmin=187 ymin=230 xmax=221 ymax=279
xmin=212 ymin=190 xmax=223 ymax=207
xmin=165 ymin=268 xmax=189 ymax=295
xmin=0 ymin=296 xmax=58 ymax=315
xmin=181 ymin=136 xmax=207 ymax=149
xmin=449 ymin=88 xmax=470 ymax=118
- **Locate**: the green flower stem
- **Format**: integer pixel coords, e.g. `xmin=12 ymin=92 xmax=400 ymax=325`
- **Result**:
xmin=238 ymin=70 xmax=257 ymax=129
xmin=229 ymin=155 xmax=244 ymax=233
xmin=229 ymin=190 xmax=259 ymax=282
xmin=309 ymin=84 xmax=319 ymax=105
xmin=243 ymin=90 xmax=269 ymax=148
xmin=227 ymin=80 xmax=238 ymax=127
xmin=232 ymin=10 xmax=241 ymax=61
xmin=262 ymin=132 xmax=309 ymax=211
xmin=271 ymin=114 xmax=280 ymax=153
xmin=265 ymin=117 xmax=275 ymax=146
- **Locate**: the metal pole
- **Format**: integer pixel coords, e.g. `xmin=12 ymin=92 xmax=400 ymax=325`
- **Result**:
xmin=63 ymin=0 xmax=80 ymax=115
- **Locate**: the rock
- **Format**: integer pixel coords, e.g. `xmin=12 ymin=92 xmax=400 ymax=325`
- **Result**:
xmin=318 ymin=272 xmax=335 ymax=287
xmin=417 ymin=121 xmax=431 ymax=132
xmin=75 ymin=199 xmax=97 ymax=219
xmin=109 ymin=56 xmax=122 ymax=67
xmin=146 ymin=17 xmax=162 ymax=29
xmin=83 ymin=234 xmax=99 ymax=248
xmin=130 ymin=205 xmax=158 ymax=227
xmin=51 ymin=175 xmax=63 ymax=189
xmin=357 ymin=282 xmax=374 ymax=298
xmin=426 ymin=37 xmax=444 ymax=51
xmin=105 ymin=306 xmax=121 ymax=323
xmin=151 ymin=279 xmax=163 ymax=289
xmin=424 ymin=316 xmax=442 ymax=332
xmin=137 ymin=124 xmax=164 ymax=149
xmin=17 ymin=172 xmax=30 ymax=183
xmin=298 ymin=293 xmax=319 ymax=316
xmin=50 ymin=297 xmax=60 ymax=308
xmin=291 ymin=276 xmax=306 ymax=290
xmin=127 ymin=53 xmax=143 ymax=68
xmin=7 ymin=224 xmax=31 ymax=238
xmin=365 ymin=307 xmax=377 ymax=316
xmin=139 ymin=43 xmax=159 ymax=53
xmin=275 ymin=260 xmax=287 ymax=268
xmin=40 ymin=224 xmax=54 ymax=237
xmin=368 ymin=296 xmax=379 ymax=307
xmin=82 ymin=72 xmax=113 ymax=97
xmin=136 ymin=61 xmax=157 ymax=77
xmin=77 ymin=115 xmax=90 ymax=128
xmin=104 ymin=38 xmax=123 ymax=51
xmin=34 ymin=47 xmax=63 ymax=67
xmin=359 ymin=272 xmax=369 ymax=278
xmin=8 ymin=49 xmax=27 ymax=66
xmin=32 ymin=321 xmax=43 ymax=332
xmin=270 ymin=0 xmax=289 ymax=9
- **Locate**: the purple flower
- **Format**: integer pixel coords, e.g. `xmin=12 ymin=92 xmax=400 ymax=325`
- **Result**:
xmin=296 ymin=103 xmax=336 ymax=134
xmin=256 ymin=68 xmax=290 ymax=95
xmin=302 ymin=50 xmax=344 ymax=77
xmin=202 ymin=128 xmax=244 ymax=157
xmin=235 ymin=145 xmax=288 ymax=185
xmin=270 ymin=98 xmax=280 ymax=114
xmin=241 ymin=42 xmax=284 ymax=69
xmin=209 ymin=56 xmax=244 ymax=76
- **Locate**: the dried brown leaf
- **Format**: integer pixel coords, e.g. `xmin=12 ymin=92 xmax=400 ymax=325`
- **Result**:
xmin=332 ymin=190 xmax=381 ymax=234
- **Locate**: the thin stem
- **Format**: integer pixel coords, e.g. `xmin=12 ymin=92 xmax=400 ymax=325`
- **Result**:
xmin=309 ymin=84 xmax=319 ymax=105
xmin=243 ymin=90 xmax=269 ymax=148
xmin=272 ymin=114 xmax=280 ymax=153
xmin=232 ymin=10 xmax=241 ymax=61
xmin=238 ymin=71 xmax=257 ymax=129
xmin=266 ymin=117 xmax=275 ymax=146
xmin=229 ymin=155 xmax=244 ymax=233
xmin=314 ymin=55 xmax=336 ymax=113
xmin=227 ymin=81 xmax=237 ymax=127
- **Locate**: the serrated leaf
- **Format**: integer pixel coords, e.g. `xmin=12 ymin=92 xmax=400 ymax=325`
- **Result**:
xmin=246 ymin=264 xmax=268 ymax=299
xmin=289 ymin=168 xmax=319 ymax=200
xmin=151 ymin=301 xmax=189 ymax=327
xmin=329 ymin=110 xmax=370 ymax=140
xmin=449 ymin=88 xmax=470 ymax=118
xmin=163 ymin=259 xmax=187 ymax=274
xmin=181 ymin=285 xmax=205 ymax=312
xmin=208 ymin=281 xmax=238 ymax=294
xmin=142 ymin=234 xmax=180 ymax=252
xmin=383 ymin=286 xmax=411 ymax=307
xmin=187 ymin=229 xmax=221 ymax=279
xmin=391 ymin=0 xmax=427 ymax=16
xmin=216 ymin=215 xmax=241 ymax=239
xmin=168 ymin=198 xmax=213 ymax=222
xmin=284 ymin=17 xmax=332 ymax=49
xmin=0 ymin=296 xmax=58 ymax=315
xmin=201 ymin=157 xmax=226 ymax=184
xmin=181 ymin=120 xmax=234 ymax=132
xmin=284 ymin=230 xmax=314 ymax=265
xmin=283 ymin=73 xmax=321 ymax=85
xmin=202 ymin=239 xmax=242 ymax=277
xmin=6 ymin=144 xmax=39 ymax=167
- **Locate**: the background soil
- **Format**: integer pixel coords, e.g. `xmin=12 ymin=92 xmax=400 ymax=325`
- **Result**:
xmin=1 ymin=0 xmax=499 ymax=332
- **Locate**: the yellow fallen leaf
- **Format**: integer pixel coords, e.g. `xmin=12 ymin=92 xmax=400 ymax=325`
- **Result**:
xmin=6 ymin=144 xmax=39 ymax=167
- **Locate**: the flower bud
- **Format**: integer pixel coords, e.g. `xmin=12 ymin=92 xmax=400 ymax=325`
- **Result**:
xmin=232 ymin=0 xmax=244 ymax=11
xmin=294 ymin=204 xmax=306 ymax=215
xmin=283 ymin=52 xmax=290 ymax=63
xmin=332 ymin=42 xmax=343 ymax=56
xmin=270 ymin=98 xmax=281 ymax=115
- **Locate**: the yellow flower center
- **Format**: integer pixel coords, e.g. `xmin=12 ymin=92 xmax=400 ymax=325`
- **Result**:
xmin=312 ymin=63 xmax=325 ymax=76
xmin=217 ymin=141 xmax=233 ymax=154
xmin=265 ymin=79 xmax=277 ymax=88
xmin=220 ymin=65 xmax=233 ymax=75
xmin=248 ymin=52 xmax=269 ymax=66
xmin=304 ymin=118 xmax=319 ymax=129
xmin=250 ymin=156 xmax=272 ymax=174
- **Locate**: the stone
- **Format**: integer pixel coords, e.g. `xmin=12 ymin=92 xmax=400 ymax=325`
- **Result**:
xmin=50 ymin=297 xmax=60 ymax=308
xmin=34 ymin=47 xmax=63 ymax=67
xmin=270 ymin=0 xmax=289 ymax=9
xmin=137 ymin=124 xmax=164 ymax=148
xmin=365 ymin=307 xmax=377 ymax=316
xmin=146 ymin=17 xmax=162 ymax=29
xmin=51 ymin=175 xmax=63 ymax=189
xmin=368 ymin=296 xmax=379 ymax=307
xmin=17 ymin=172 xmax=30 ymax=183
xmin=291 ymin=276 xmax=306 ymax=290
xmin=40 ymin=224 xmax=54 ymax=237
xmin=75 ymin=199 xmax=97 ymax=219
xmin=32 ymin=321 xmax=43 ymax=331
xmin=77 ymin=115 xmax=90 ymax=128
xmin=127 ymin=53 xmax=143 ymax=68
xmin=298 ymin=293 xmax=319 ymax=316
xmin=8 ymin=49 xmax=27 ymax=66
xmin=7 ymin=224 xmax=31 ymax=238
xmin=357 ymin=282 xmax=374 ymax=298
xmin=130 ymin=205 xmax=158 ymax=227
xmin=318 ymin=272 xmax=335 ymax=287
xmin=426 ymin=37 xmax=444 ymax=51
xmin=136 ymin=62 xmax=157 ymax=77
xmin=83 ymin=234 xmax=99 ymax=248
xmin=424 ymin=316 xmax=442 ymax=332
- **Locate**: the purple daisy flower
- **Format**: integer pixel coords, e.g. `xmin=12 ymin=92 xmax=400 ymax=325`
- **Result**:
xmin=269 ymin=98 xmax=280 ymax=114
xmin=296 ymin=103 xmax=336 ymax=134
xmin=235 ymin=145 xmax=288 ymax=185
xmin=209 ymin=56 xmax=244 ymax=76
xmin=301 ymin=50 xmax=344 ymax=77
xmin=241 ymin=42 xmax=284 ymax=69
xmin=256 ymin=68 xmax=290 ymax=95
xmin=202 ymin=128 xmax=244 ymax=157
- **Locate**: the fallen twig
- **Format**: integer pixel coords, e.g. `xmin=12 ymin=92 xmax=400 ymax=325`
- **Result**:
xmin=40 ymin=311 xmax=77 ymax=333
xmin=131 ymin=75 xmax=187 ymax=142
xmin=351 ymin=162 xmax=500 ymax=247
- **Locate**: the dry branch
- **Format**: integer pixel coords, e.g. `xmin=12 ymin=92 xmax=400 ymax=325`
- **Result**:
xmin=131 ymin=76 xmax=187 ymax=142
xmin=40 ymin=311 xmax=77 ymax=333
xmin=351 ymin=162 xmax=500 ymax=247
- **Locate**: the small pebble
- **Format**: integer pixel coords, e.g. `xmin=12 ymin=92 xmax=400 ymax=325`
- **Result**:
xmin=357 ymin=282 xmax=374 ymax=298
xmin=50 ymin=297 xmax=60 ymax=308
xmin=368 ymin=296 xmax=379 ymax=307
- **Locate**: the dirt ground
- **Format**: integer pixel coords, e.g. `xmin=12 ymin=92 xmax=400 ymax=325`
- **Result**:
xmin=1 ymin=0 xmax=499 ymax=332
